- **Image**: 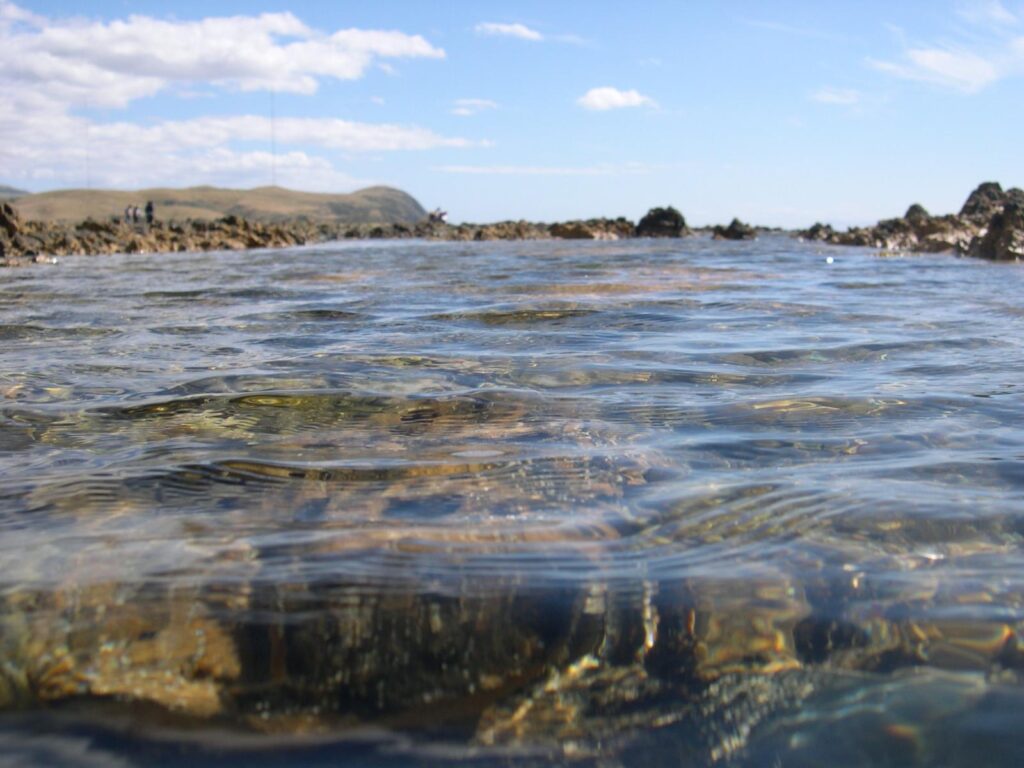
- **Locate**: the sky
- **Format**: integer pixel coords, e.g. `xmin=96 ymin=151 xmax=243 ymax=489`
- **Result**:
xmin=1 ymin=1 xmax=1023 ymax=227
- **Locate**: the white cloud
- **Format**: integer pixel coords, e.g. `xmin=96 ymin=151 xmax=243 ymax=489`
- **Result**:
xmin=577 ymin=87 xmax=656 ymax=111
xmin=474 ymin=22 xmax=543 ymax=41
xmin=0 ymin=2 xmax=445 ymax=108
xmin=0 ymin=3 xmax=477 ymax=191
xmin=0 ymin=111 xmax=479 ymax=190
xmin=435 ymin=163 xmax=653 ymax=176
xmin=451 ymin=98 xmax=498 ymax=116
xmin=869 ymin=47 xmax=1003 ymax=92
xmin=810 ymin=87 xmax=861 ymax=105
xmin=956 ymin=0 xmax=1018 ymax=26
xmin=870 ymin=5 xmax=1024 ymax=93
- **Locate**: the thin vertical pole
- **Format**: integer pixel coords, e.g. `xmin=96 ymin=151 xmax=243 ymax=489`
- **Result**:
xmin=271 ymin=90 xmax=277 ymax=187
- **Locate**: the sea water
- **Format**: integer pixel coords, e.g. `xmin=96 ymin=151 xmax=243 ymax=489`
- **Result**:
xmin=1 ymin=236 xmax=1023 ymax=766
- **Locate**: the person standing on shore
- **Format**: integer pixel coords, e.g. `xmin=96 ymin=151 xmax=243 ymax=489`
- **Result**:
xmin=145 ymin=201 xmax=154 ymax=225
xmin=132 ymin=205 xmax=139 ymax=223
xmin=124 ymin=205 xmax=132 ymax=224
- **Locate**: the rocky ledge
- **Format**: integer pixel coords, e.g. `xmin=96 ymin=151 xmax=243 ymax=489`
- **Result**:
xmin=0 ymin=205 xmax=669 ymax=266
xmin=799 ymin=181 xmax=1024 ymax=260
xmin=1 ymin=201 xmax=769 ymax=266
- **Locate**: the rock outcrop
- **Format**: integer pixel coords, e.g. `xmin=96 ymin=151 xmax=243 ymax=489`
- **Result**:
xmin=1 ymin=211 xmax=667 ymax=265
xmin=636 ymin=206 xmax=689 ymax=238
xmin=960 ymin=181 xmax=1009 ymax=222
xmin=798 ymin=182 xmax=1024 ymax=260
xmin=970 ymin=202 xmax=1024 ymax=261
xmin=904 ymin=203 xmax=930 ymax=223
xmin=549 ymin=218 xmax=635 ymax=240
xmin=712 ymin=218 xmax=757 ymax=241
xmin=0 ymin=202 xmax=19 ymax=239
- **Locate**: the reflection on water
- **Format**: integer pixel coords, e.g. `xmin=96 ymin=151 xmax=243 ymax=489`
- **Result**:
xmin=1 ymin=237 xmax=1024 ymax=766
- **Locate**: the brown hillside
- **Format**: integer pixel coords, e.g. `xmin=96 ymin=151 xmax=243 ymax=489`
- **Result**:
xmin=13 ymin=185 xmax=427 ymax=224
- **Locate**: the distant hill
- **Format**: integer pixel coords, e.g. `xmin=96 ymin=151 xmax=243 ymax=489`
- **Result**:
xmin=0 ymin=185 xmax=28 ymax=201
xmin=12 ymin=185 xmax=427 ymax=224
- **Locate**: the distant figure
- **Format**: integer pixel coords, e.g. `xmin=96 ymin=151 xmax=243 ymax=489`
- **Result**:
xmin=145 ymin=201 xmax=154 ymax=225
xmin=124 ymin=205 xmax=132 ymax=223
xmin=131 ymin=205 xmax=140 ymax=224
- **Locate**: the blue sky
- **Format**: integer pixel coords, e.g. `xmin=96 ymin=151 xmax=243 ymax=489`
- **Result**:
xmin=1 ymin=1 xmax=1022 ymax=226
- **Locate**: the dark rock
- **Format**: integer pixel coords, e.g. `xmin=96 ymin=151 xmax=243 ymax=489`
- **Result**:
xmin=636 ymin=206 xmax=688 ymax=238
xmin=960 ymin=181 xmax=1007 ymax=221
xmin=904 ymin=203 xmax=930 ymax=222
xmin=970 ymin=202 xmax=1024 ymax=260
xmin=0 ymin=202 xmax=21 ymax=238
xmin=800 ymin=222 xmax=835 ymax=242
xmin=712 ymin=218 xmax=757 ymax=241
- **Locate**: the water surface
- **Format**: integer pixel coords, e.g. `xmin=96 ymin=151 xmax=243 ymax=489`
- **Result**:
xmin=2 ymin=237 xmax=1024 ymax=766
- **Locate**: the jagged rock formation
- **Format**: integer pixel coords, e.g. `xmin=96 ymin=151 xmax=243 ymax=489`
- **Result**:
xmin=0 ymin=214 xmax=651 ymax=265
xmin=0 ymin=202 xmax=18 ymax=239
xmin=712 ymin=218 xmax=757 ymax=241
xmin=971 ymin=202 xmax=1024 ymax=260
xmin=636 ymin=206 xmax=689 ymax=238
xmin=799 ymin=181 xmax=1024 ymax=260
xmin=549 ymin=218 xmax=635 ymax=240
xmin=960 ymin=182 xmax=1011 ymax=221
xmin=904 ymin=203 xmax=930 ymax=223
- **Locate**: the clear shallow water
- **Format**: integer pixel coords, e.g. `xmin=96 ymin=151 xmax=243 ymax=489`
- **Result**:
xmin=1 ymin=236 xmax=1023 ymax=766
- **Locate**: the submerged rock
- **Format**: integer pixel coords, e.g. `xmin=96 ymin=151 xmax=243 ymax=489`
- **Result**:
xmin=636 ymin=206 xmax=689 ymax=238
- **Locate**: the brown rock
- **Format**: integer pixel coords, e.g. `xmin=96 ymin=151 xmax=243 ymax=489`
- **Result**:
xmin=0 ymin=202 xmax=20 ymax=238
xmin=550 ymin=221 xmax=597 ymax=239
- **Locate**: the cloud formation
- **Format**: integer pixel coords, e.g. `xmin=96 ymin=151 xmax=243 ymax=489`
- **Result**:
xmin=474 ymin=22 xmax=543 ymax=41
xmin=811 ymin=87 xmax=862 ymax=105
xmin=956 ymin=0 xmax=1017 ymax=26
xmin=0 ymin=113 xmax=475 ymax=190
xmin=870 ymin=47 xmax=1003 ymax=92
xmin=436 ymin=163 xmax=653 ymax=176
xmin=870 ymin=6 xmax=1023 ymax=93
xmin=0 ymin=2 xmax=445 ymax=108
xmin=0 ymin=3 xmax=473 ymax=190
xmin=451 ymin=98 xmax=499 ymax=116
xmin=577 ymin=87 xmax=656 ymax=111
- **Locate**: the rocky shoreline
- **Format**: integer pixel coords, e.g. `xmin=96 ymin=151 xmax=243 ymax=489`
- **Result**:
xmin=798 ymin=181 xmax=1024 ymax=261
xmin=2 ymin=181 xmax=1022 ymax=266
xmin=0 ymin=202 xmax=755 ymax=267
